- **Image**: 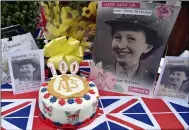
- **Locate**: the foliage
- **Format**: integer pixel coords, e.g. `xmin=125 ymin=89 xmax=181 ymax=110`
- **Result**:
xmin=1 ymin=1 xmax=40 ymax=35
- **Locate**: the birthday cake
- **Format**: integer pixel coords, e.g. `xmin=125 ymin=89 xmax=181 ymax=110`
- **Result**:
xmin=38 ymin=74 xmax=99 ymax=127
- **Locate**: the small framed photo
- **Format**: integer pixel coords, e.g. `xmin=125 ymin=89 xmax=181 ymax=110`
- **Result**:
xmin=154 ymin=56 xmax=189 ymax=102
xmin=7 ymin=50 xmax=45 ymax=95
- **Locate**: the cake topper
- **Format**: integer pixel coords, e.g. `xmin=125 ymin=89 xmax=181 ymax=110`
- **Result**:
xmin=47 ymin=62 xmax=57 ymax=76
xmin=47 ymin=60 xmax=79 ymax=76
xmin=59 ymin=60 xmax=68 ymax=75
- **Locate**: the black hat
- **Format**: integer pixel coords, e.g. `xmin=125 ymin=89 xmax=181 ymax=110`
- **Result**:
xmin=168 ymin=65 xmax=189 ymax=77
xmin=16 ymin=59 xmax=38 ymax=69
xmin=105 ymin=14 xmax=163 ymax=59
xmin=105 ymin=14 xmax=157 ymax=33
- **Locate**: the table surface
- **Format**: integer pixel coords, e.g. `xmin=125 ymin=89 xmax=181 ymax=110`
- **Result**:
xmin=1 ymin=83 xmax=189 ymax=130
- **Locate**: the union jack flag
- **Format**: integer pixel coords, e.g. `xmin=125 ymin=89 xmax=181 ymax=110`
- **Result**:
xmin=79 ymin=60 xmax=91 ymax=78
xmin=80 ymin=96 xmax=189 ymax=130
xmin=1 ymin=83 xmax=189 ymax=130
xmin=1 ymin=99 xmax=36 ymax=130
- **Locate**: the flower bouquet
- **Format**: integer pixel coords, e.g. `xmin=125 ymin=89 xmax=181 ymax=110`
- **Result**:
xmin=39 ymin=1 xmax=97 ymax=43
xmin=38 ymin=1 xmax=97 ymax=77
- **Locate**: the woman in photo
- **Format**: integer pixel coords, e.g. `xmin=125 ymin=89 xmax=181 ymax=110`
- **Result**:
xmin=14 ymin=59 xmax=40 ymax=82
xmin=164 ymin=65 xmax=189 ymax=93
xmin=103 ymin=15 xmax=163 ymax=85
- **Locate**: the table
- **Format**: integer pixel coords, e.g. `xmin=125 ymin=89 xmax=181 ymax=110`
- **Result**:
xmin=1 ymin=83 xmax=189 ymax=130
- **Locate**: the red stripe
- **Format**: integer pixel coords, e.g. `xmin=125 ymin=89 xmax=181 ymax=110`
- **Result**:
xmin=1 ymin=91 xmax=39 ymax=99
xmin=1 ymin=101 xmax=31 ymax=116
xmin=110 ymin=99 xmax=137 ymax=113
xmin=106 ymin=114 xmax=144 ymax=130
xmin=1 ymin=127 xmax=6 ymax=130
xmin=33 ymin=117 xmax=54 ymax=129
xmin=40 ymin=29 xmax=44 ymax=38
xmin=98 ymin=109 xmax=104 ymax=114
xmin=99 ymin=90 xmax=130 ymax=96
xmin=153 ymin=113 xmax=184 ymax=130
xmin=142 ymin=98 xmax=172 ymax=113
xmin=80 ymin=62 xmax=90 ymax=66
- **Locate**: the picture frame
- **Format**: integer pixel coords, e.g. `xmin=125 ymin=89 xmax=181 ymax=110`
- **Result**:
xmin=7 ymin=49 xmax=45 ymax=94
xmin=154 ymin=56 xmax=189 ymax=103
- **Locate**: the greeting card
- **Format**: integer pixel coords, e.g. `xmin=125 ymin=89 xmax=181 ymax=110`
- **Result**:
xmin=92 ymin=1 xmax=181 ymax=97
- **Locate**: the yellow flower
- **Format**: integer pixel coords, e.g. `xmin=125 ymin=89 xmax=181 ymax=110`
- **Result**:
xmin=88 ymin=1 xmax=98 ymax=16
xmin=72 ymin=21 xmax=87 ymax=40
xmin=47 ymin=23 xmax=62 ymax=37
xmin=82 ymin=24 xmax=96 ymax=42
xmin=88 ymin=24 xmax=96 ymax=32
xmin=61 ymin=6 xmax=79 ymax=22
xmin=52 ymin=19 xmax=59 ymax=27
xmin=82 ymin=7 xmax=92 ymax=18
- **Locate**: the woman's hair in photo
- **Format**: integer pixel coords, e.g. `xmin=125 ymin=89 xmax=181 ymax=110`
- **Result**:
xmin=111 ymin=23 xmax=163 ymax=59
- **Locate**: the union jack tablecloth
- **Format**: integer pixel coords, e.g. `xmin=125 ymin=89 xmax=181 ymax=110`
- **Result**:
xmin=1 ymin=83 xmax=189 ymax=130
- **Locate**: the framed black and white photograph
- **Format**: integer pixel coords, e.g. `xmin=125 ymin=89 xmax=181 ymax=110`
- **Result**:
xmin=1 ymin=32 xmax=38 ymax=84
xmin=7 ymin=50 xmax=44 ymax=94
xmin=92 ymin=1 xmax=181 ymax=97
xmin=155 ymin=56 xmax=189 ymax=102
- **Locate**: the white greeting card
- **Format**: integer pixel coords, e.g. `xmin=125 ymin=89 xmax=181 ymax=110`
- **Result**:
xmin=1 ymin=33 xmax=38 ymax=84
xmin=154 ymin=56 xmax=189 ymax=103
xmin=7 ymin=50 xmax=45 ymax=95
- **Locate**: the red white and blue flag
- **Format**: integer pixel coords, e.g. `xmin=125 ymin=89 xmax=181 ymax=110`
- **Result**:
xmin=80 ymin=96 xmax=189 ymax=130
xmin=79 ymin=60 xmax=91 ymax=78
xmin=1 ymin=98 xmax=36 ymax=130
xmin=1 ymin=83 xmax=189 ymax=130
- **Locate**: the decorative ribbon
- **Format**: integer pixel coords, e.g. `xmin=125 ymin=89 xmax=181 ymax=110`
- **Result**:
xmin=44 ymin=36 xmax=89 ymax=70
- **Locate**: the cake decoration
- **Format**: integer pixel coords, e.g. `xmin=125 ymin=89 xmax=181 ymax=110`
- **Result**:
xmin=67 ymin=98 xmax=74 ymax=104
xmin=59 ymin=98 xmax=66 ymax=106
xmin=89 ymin=89 xmax=95 ymax=94
xmin=92 ymin=101 xmax=98 ymax=112
xmin=41 ymin=88 xmax=47 ymax=93
xmin=70 ymin=61 xmax=80 ymax=75
xmin=50 ymin=96 xmax=57 ymax=103
xmin=39 ymin=60 xmax=99 ymax=128
xmin=89 ymin=83 xmax=95 ymax=87
xmin=65 ymin=109 xmax=81 ymax=125
xmin=75 ymin=98 xmax=82 ymax=104
xmin=59 ymin=60 xmax=68 ymax=75
xmin=47 ymin=75 xmax=90 ymax=99
xmin=42 ymin=102 xmax=52 ymax=117
xmin=42 ymin=82 xmax=48 ymax=87
xmin=83 ymin=94 xmax=90 ymax=100
xmin=47 ymin=62 xmax=57 ymax=76
xmin=44 ymin=93 xmax=51 ymax=99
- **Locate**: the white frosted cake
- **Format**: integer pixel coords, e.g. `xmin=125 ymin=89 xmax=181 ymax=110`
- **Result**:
xmin=38 ymin=75 xmax=99 ymax=127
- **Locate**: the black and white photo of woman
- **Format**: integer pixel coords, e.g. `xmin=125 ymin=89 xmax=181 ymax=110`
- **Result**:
xmin=101 ymin=15 xmax=163 ymax=86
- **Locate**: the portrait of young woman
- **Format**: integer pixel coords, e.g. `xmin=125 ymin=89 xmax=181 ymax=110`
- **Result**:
xmin=102 ymin=14 xmax=163 ymax=86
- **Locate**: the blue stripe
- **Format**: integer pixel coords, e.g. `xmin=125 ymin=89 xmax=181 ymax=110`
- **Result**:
xmin=1 ymin=84 xmax=12 ymax=89
xmin=79 ymin=68 xmax=90 ymax=72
